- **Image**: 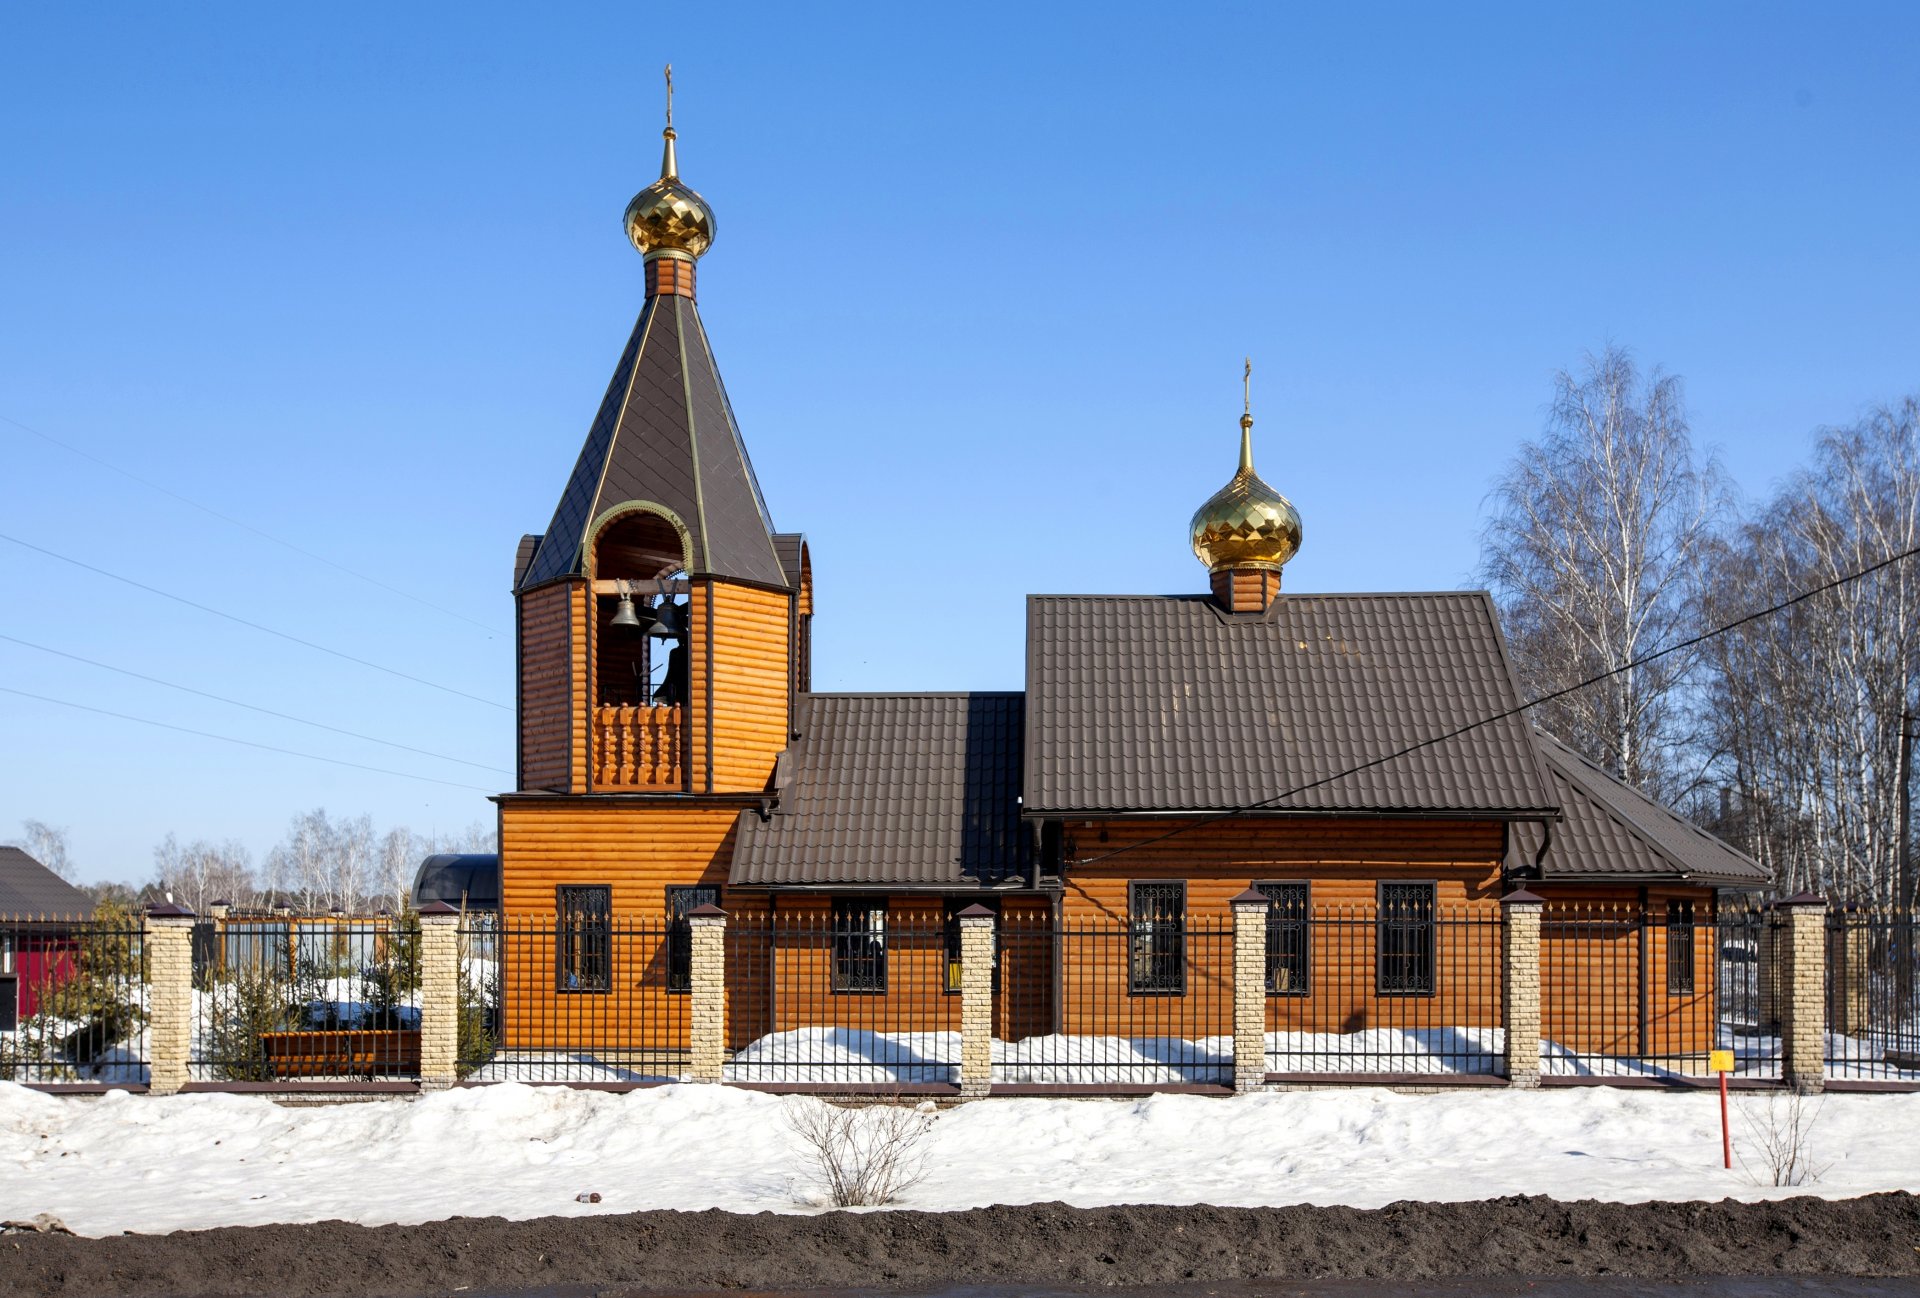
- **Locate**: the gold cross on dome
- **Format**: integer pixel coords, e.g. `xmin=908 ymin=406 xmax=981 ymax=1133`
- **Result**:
xmin=1243 ymin=356 xmax=1253 ymax=416
xmin=664 ymin=63 xmax=674 ymax=128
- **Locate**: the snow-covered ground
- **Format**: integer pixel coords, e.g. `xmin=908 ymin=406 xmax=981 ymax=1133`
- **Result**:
xmin=2 ymin=1081 xmax=1917 ymax=1238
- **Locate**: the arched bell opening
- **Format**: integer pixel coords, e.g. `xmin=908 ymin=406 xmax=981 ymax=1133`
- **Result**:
xmin=588 ymin=506 xmax=692 ymax=788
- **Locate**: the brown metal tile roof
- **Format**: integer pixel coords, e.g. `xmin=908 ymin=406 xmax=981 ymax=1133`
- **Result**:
xmin=0 ymin=846 xmax=94 ymax=917
xmin=730 ymin=693 xmax=1030 ymax=889
xmin=1024 ymin=592 xmax=1556 ymax=816
xmin=771 ymin=533 xmax=807 ymax=590
xmin=1516 ymin=731 xmax=1770 ymax=887
xmin=519 ymin=294 xmax=787 ymax=591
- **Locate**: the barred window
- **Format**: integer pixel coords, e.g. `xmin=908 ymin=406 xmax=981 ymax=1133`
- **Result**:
xmin=666 ymin=886 xmax=718 ymax=993
xmin=1377 ymin=882 xmax=1436 ymax=996
xmin=832 ymin=898 xmax=887 ymax=993
xmin=1129 ymin=881 xmax=1186 ymax=995
xmin=1257 ymin=881 xmax=1310 ymax=995
xmin=557 ymin=886 xmax=612 ymax=993
xmin=1667 ymin=899 xmax=1696 ymax=995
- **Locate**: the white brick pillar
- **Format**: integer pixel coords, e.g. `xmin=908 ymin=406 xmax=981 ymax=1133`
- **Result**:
xmin=1501 ymin=889 xmax=1544 ymax=1089
xmin=1780 ymin=893 xmax=1827 ymax=1094
xmin=687 ymin=904 xmax=727 ymax=1083
xmin=956 ymin=904 xmax=996 ymax=1100
xmin=1230 ymin=889 xmax=1269 ymax=1094
xmin=142 ymin=905 xmax=195 ymax=1096
xmin=417 ymin=902 xmax=460 ymax=1089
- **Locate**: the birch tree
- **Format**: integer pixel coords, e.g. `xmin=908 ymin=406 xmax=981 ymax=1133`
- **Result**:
xmin=1704 ymin=400 xmax=1920 ymax=900
xmin=151 ymin=834 xmax=257 ymax=914
xmin=8 ymin=820 xmax=74 ymax=880
xmin=1481 ymin=347 xmax=1728 ymax=801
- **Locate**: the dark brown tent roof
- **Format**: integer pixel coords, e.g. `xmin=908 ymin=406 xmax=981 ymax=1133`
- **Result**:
xmin=1024 ymin=592 xmax=1556 ymax=817
xmin=771 ymin=533 xmax=808 ymax=591
xmin=1516 ymin=731 xmax=1769 ymax=887
xmin=519 ymin=293 xmax=787 ymax=591
xmin=0 ymin=846 xmax=94 ymax=917
xmin=730 ymin=693 xmax=1030 ymax=890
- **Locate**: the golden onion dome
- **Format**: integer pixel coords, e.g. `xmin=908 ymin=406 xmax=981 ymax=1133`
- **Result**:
xmin=1189 ymin=410 xmax=1303 ymax=574
xmin=623 ymin=121 xmax=715 ymax=260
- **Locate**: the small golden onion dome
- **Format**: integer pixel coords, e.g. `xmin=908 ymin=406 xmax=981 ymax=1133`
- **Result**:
xmin=1189 ymin=411 xmax=1303 ymax=573
xmin=623 ymin=125 xmax=716 ymax=260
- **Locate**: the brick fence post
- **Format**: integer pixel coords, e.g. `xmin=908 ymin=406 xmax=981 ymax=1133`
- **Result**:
xmin=687 ymin=904 xmax=727 ymax=1083
xmin=142 ymin=904 xmax=195 ymax=1096
xmin=417 ymin=902 xmax=460 ymax=1089
xmin=1230 ymin=889 xmax=1269 ymax=1094
xmin=1501 ymin=889 xmax=1544 ymax=1089
xmin=1781 ymin=892 xmax=1827 ymax=1094
xmin=957 ymin=904 xmax=996 ymax=1100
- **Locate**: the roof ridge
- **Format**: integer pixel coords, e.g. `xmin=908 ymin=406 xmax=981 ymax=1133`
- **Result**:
xmin=1026 ymin=590 xmax=1491 ymax=602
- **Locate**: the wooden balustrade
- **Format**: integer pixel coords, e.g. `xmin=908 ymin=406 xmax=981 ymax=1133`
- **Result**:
xmin=592 ymin=703 xmax=685 ymax=788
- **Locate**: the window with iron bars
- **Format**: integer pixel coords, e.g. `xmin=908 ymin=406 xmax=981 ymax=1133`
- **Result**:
xmin=666 ymin=885 xmax=719 ymax=993
xmin=556 ymin=885 xmax=612 ymax=993
xmin=1667 ymin=899 xmax=1696 ymax=995
xmin=942 ymin=897 xmax=998 ymax=994
xmin=1129 ymin=881 xmax=1186 ymax=995
xmin=831 ymin=897 xmax=887 ymax=993
xmin=1257 ymin=881 xmax=1310 ymax=995
xmin=1377 ymin=882 xmax=1436 ymax=996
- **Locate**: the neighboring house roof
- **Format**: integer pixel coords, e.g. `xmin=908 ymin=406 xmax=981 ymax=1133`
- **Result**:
xmin=731 ymin=692 xmax=1030 ymax=889
xmin=0 ymin=846 xmax=94 ymax=917
xmin=518 ymin=291 xmax=787 ymax=591
xmin=411 ymin=853 xmax=501 ymax=910
xmin=1024 ymin=592 xmax=1556 ymax=817
xmin=1514 ymin=732 xmax=1770 ymax=888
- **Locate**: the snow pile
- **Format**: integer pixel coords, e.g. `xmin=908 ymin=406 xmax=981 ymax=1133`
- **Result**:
xmin=2 ymin=1081 xmax=1918 ymax=1237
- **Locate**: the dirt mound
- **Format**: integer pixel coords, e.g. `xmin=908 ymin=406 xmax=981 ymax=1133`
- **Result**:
xmin=4 ymin=1194 xmax=1918 ymax=1297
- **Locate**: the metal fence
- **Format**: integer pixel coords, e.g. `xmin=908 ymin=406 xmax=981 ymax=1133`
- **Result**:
xmin=190 ymin=913 xmax=420 ymax=1084
xmin=1262 ymin=906 xmax=1504 ymax=1079
xmin=991 ymin=918 xmax=1234 ymax=1087
xmin=1541 ymin=902 xmax=1783 ymax=1083
xmin=726 ymin=914 xmax=959 ymax=1087
xmin=0 ymin=914 xmax=148 ymax=1086
xmin=465 ymin=915 xmax=684 ymax=1084
xmin=1825 ymin=907 xmax=1920 ymax=1083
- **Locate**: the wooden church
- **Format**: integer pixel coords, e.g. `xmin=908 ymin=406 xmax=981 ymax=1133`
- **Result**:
xmin=494 ymin=100 xmax=1767 ymax=1068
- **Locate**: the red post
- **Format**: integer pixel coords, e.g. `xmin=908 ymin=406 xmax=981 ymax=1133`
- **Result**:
xmin=1728 ymin=1067 xmax=1743 ymax=1167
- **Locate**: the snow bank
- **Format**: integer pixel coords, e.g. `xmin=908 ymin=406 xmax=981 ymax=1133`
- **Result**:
xmin=2 ymin=1081 xmax=1918 ymax=1237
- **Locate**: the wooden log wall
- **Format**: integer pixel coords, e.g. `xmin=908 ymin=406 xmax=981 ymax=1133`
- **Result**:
xmin=690 ymin=579 xmax=792 ymax=794
xmin=1537 ymin=885 xmax=1720 ymax=1065
xmin=516 ymin=581 xmax=578 ymax=793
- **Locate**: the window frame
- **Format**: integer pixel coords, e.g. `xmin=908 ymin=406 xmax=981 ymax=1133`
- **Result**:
xmin=1128 ymin=880 xmax=1187 ymax=996
xmin=1666 ymin=898 xmax=1697 ymax=996
xmin=556 ymin=885 xmax=613 ymax=994
xmin=1255 ymin=880 xmax=1311 ymax=997
xmin=1376 ymin=880 xmax=1438 ymax=998
xmin=830 ymin=897 xmax=888 ymax=995
xmin=665 ymin=885 xmax=719 ymax=994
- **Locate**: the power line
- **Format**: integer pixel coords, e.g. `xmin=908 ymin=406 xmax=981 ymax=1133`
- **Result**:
xmin=0 ymin=411 xmax=507 ymax=636
xmin=0 ymin=632 xmax=510 ymax=777
xmin=0 ymin=686 xmax=497 ymax=794
xmin=1073 ymin=540 xmax=1920 ymax=869
xmin=0 ymin=531 xmax=510 ymax=712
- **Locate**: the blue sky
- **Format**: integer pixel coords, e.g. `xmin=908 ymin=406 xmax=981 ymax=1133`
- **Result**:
xmin=3 ymin=3 xmax=1917 ymax=884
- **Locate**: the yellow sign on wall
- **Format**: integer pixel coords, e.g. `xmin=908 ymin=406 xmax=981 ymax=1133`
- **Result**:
xmin=1709 ymin=1049 xmax=1735 ymax=1073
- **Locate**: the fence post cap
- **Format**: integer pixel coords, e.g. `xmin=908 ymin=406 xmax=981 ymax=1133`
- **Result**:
xmin=955 ymin=903 xmax=997 ymax=920
xmin=1780 ymin=892 xmax=1826 ymax=908
xmin=144 ymin=903 xmax=195 ymax=919
xmin=418 ymin=901 xmax=461 ymax=919
xmin=1229 ymin=888 xmax=1270 ymax=907
xmin=1500 ymin=888 xmax=1546 ymax=906
xmin=686 ymin=903 xmax=727 ymax=920
xmin=208 ymin=898 xmax=230 ymax=907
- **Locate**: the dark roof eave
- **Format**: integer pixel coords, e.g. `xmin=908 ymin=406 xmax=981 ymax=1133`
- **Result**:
xmin=726 ymin=880 xmax=1048 ymax=894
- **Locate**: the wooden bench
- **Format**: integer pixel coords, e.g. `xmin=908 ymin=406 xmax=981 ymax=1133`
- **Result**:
xmin=258 ymin=1029 xmax=421 ymax=1080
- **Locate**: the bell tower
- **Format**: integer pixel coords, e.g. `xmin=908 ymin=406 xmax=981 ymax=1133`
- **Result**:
xmin=509 ymin=81 xmax=810 ymax=799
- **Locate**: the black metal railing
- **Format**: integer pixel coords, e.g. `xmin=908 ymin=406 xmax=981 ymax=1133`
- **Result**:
xmin=0 ymin=913 xmax=147 ymax=1086
xmin=190 ymin=912 xmax=420 ymax=1083
xmin=1540 ymin=903 xmax=1783 ymax=1083
xmin=991 ymin=918 xmax=1234 ymax=1087
xmin=1825 ymin=906 xmax=1920 ymax=1083
xmin=1263 ymin=906 xmax=1503 ymax=1078
xmin=473 ymin=914 xmax=683 ymax=1084
xmin=725 ymin=915 xmax=959 ymax=1086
